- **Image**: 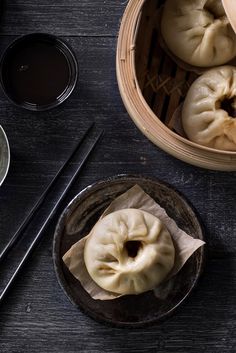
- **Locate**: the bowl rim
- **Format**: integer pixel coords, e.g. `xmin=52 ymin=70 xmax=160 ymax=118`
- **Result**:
xmin=0 ymin=32 xmax=79 ymax=112
xmin=0 ymin=125 xmax=10 ymax=186
xmin=53 ymin=174 xmax=206 ymax=328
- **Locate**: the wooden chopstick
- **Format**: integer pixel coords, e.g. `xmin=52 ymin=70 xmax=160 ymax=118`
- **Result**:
xmin=0 ymin=123 xmax=94 ymax=264
xmin=0 ymin=128 xmax=104 ymax=303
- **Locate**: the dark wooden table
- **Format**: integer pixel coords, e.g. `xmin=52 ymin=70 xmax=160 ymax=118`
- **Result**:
xmin=0 ymin=1 xmax=236 ymax=352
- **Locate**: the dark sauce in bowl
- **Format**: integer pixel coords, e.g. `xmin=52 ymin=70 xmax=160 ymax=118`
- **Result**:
xmin=0 ymin=33 xmax=78 ymax=111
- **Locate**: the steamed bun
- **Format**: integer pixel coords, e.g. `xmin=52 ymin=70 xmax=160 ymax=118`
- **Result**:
xmin=161 ymin=0 xmax=236 ymax=67
xmin=84 ymin=209 xmax=175 ymax=295
xmin=182 ymin=66 xmax=236 ymax=150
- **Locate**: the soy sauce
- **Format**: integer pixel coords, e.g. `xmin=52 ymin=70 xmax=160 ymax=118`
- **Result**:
xmin=0 ymin=34 xmax=78 ymax=111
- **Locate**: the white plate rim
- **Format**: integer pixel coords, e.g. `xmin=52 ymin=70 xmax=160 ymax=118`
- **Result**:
xmin=0 ymin=125 xmax=10 ymax=186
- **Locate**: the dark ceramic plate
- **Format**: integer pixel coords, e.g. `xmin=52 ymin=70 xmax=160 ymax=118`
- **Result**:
xmin=53 ymin=175 xmax=205 ymax=328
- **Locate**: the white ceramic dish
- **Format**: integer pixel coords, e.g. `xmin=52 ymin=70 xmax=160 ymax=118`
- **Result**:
xmin=0 ymin=125 xmax=10 ymax=186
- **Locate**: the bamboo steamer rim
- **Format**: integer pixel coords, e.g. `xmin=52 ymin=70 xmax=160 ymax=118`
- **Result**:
xmin=116 ymin=0 xmax=236 ymax=171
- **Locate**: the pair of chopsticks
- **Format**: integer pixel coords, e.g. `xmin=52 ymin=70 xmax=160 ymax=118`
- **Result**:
xmin=0 ymin=123 xmax=104 ymax=303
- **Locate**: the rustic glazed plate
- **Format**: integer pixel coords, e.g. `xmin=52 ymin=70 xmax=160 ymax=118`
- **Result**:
xmin=0 ymin=125 xmax=10 ymax=186
xmin=53 ymin=175 xmax=205 ymax=327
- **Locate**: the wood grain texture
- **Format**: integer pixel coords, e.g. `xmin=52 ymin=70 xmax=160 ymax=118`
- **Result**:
xmin=0 ymin=0 xmax=126 ymax=36
xmin=0 ymin=0 xmax=236 ymax=352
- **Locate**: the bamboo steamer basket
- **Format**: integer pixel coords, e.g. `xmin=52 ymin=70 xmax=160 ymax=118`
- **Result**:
xmin=116 ymin=0 xmax=236 ymax=171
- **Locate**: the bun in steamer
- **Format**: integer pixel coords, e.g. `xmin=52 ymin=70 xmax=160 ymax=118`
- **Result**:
xmin=182 ymin=66 xmax=236 ymax=150
xmin=161 ymin=0 xmax=236 ymax=68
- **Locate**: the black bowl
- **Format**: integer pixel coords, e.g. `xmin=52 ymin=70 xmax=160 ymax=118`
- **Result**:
xmin=53 ymin=175 xmax=205 ymax=328
xmin=0 ymin=33 xmax=78 ymax=111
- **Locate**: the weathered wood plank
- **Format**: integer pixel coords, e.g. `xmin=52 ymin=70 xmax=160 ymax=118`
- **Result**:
xmin=0 ymin=0 xmax=126 ymax=36
xmin=0 ymin=3 xmax=235 ymax=352
xmin=0 ymin=251 xmax=236 ymax=353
